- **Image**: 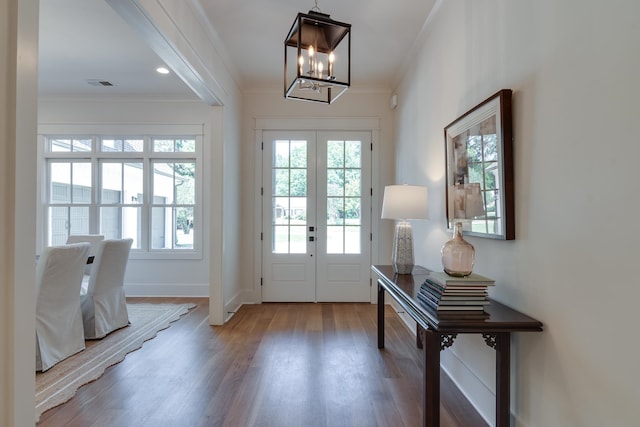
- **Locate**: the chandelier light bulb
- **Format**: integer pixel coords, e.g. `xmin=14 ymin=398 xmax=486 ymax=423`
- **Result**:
xmin=328 ymin=52 xmax=335 ymax=77
xmin=308 ymin=45 xmax=315 ymax=74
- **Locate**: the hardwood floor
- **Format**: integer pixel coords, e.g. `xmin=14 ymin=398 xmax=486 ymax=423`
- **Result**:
xmin=37 ymin=298 xmax=488 ymax=427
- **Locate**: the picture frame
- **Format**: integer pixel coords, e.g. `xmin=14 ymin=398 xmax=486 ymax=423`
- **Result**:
xmin=444 ymin=89 xmax=514 ymax=240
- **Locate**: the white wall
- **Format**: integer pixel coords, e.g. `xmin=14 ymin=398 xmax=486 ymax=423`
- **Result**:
xmin=394 ymin=1 xmax=640 ymax=425
xmin=240 ymin=88 xmax=397 ymax=303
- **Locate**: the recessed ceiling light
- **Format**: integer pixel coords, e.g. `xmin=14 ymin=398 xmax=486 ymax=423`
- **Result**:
xmin=156 ymin=67 xmax=170 ymax=75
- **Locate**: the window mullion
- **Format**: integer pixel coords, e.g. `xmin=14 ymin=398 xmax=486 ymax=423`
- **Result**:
xmin=142 ymin=139 xmax=151 ymax=252
xmin=91 ymin=142 xmax=99 ymax=234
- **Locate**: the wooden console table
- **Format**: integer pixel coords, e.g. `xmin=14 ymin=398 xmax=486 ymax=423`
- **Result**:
xmin=372 ymin=265 xmax=543 ymax=427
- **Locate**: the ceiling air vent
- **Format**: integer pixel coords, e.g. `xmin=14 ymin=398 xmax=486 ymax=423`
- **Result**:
xmin=86 ymin=79 xmax=115 ymax=87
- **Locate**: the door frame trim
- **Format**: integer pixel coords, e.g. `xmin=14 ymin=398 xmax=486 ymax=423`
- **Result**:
xmin=253 ymin=117 xmax=381 ymax=303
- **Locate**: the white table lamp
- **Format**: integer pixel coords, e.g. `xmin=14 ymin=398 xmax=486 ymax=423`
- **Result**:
xmin=381 ymin=185 xmax=429 ymax=274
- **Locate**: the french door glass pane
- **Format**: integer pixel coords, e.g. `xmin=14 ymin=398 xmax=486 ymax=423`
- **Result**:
xmin=274 ymin=141 xmax=290 ymax=168
xmin=326 ymin=140 xmax=362 ymax=254
xmin=345 ymin=198 xmax=361 ymax=226
xmin=345 ymin=226 xmax=361 ymax=254
xmin=289 ymin=141 xmax=307 ymax=167
xmin=326 ymin=226 xmax=344 ymax=253
xmin=344 ymin=170 xmax=361 ymax=197
xmin=344 ymin=141 xmax=361 ymax=168
xmin=273 ymin=225 xmax=289 ymax=253
xmin=290 ymin=226 xmax=307 ymax=254
xmin=327 ymin=198 xmax=344 ymax=225
xmin=271 ymin=140 xmax=308 ymax=254
xmin=327 ymin=170 xmax=344 ymax=196
xmin=290 ymin=170 xmax=307 ymax=197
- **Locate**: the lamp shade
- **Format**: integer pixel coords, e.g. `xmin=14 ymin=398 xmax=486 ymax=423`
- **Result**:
xmin=381 ymin=185 xmax=429 ymax=220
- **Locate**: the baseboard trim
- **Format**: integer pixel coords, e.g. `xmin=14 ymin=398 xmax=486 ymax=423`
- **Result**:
xmin=224 ymin=291 xmax=243 ymax=322
xmin=125 ymin=282 xmax=209 ymax=297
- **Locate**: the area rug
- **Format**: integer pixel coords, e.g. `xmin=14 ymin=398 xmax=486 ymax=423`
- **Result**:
xmin=35 ymin=302 xmax=195 ymax=421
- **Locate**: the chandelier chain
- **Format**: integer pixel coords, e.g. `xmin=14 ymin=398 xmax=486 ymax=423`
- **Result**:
xmin=311 ymin=0 xmax=321 ymax=12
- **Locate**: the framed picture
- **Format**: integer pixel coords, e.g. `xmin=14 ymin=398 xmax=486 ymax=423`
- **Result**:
xmin=444 ymin=89 xmax=514 ymax=240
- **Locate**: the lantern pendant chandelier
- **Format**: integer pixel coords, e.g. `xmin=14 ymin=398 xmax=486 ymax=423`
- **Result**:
xmin=284 ymin=0 xmax=351 ymax=104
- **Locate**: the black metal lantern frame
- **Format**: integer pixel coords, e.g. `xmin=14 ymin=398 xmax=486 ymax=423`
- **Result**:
xmin=284 ymin=10 xmax=351 ymax=104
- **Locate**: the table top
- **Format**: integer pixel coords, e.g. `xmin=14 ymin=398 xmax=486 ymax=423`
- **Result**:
xmin=372 ymin=265 xmax=543 ymax=334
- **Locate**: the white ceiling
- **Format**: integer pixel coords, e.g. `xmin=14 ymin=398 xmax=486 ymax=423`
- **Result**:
xmin=38 ymin=0 xmax=436 ymax=99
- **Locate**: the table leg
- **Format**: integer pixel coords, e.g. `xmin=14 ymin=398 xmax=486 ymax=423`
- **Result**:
xmin=423 ymin=328 xmax=440 ymax=427
xmin=377 ymin=282 xmax=385 ymax=349
xmin=495 ymin=332 xmax=511 ymax=427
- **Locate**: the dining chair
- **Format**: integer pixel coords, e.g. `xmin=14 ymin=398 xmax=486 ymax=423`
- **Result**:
xmin=36 ymin=242 xmax=90 ymax=371
xmin=66 ymin=234 xmax=105 ymax=274
xmin=81 ymin=238 xmax=133 ymax=339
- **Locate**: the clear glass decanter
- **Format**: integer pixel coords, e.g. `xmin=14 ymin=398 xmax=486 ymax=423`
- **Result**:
xmin=441 ymin=221 xmax=475 ymax=277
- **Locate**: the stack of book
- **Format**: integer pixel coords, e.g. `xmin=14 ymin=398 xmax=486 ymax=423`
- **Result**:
xmin=417 ymin=270 xmax=495 ymax=312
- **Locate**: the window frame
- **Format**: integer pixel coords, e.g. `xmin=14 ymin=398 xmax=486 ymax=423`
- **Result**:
xmin=41 ymin=133 xmax=202 ymax=260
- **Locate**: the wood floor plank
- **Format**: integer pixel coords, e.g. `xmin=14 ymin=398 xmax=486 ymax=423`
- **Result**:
xmin=37 ymin=298 xmax=488 ymax=427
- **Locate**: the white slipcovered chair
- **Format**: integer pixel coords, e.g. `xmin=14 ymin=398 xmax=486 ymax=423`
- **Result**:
xmin=81 ymin=238 xmax=133 ymax=339
xmin=36 ymin=242 xmax=90 ymax=372
xmin=66 ymin=234 xmax=105 ymax=274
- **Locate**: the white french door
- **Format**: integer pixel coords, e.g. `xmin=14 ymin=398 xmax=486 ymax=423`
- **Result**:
xmin=261 ymin=130 xmax=372 ymax=302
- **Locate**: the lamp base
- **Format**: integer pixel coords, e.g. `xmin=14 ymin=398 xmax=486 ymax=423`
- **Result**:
xmin=392 ymin=221 xmax=414 ymax=274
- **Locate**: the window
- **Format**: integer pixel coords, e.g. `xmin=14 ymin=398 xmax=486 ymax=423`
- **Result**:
xmin=43 ymin=135 xmax=200 ymax=257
